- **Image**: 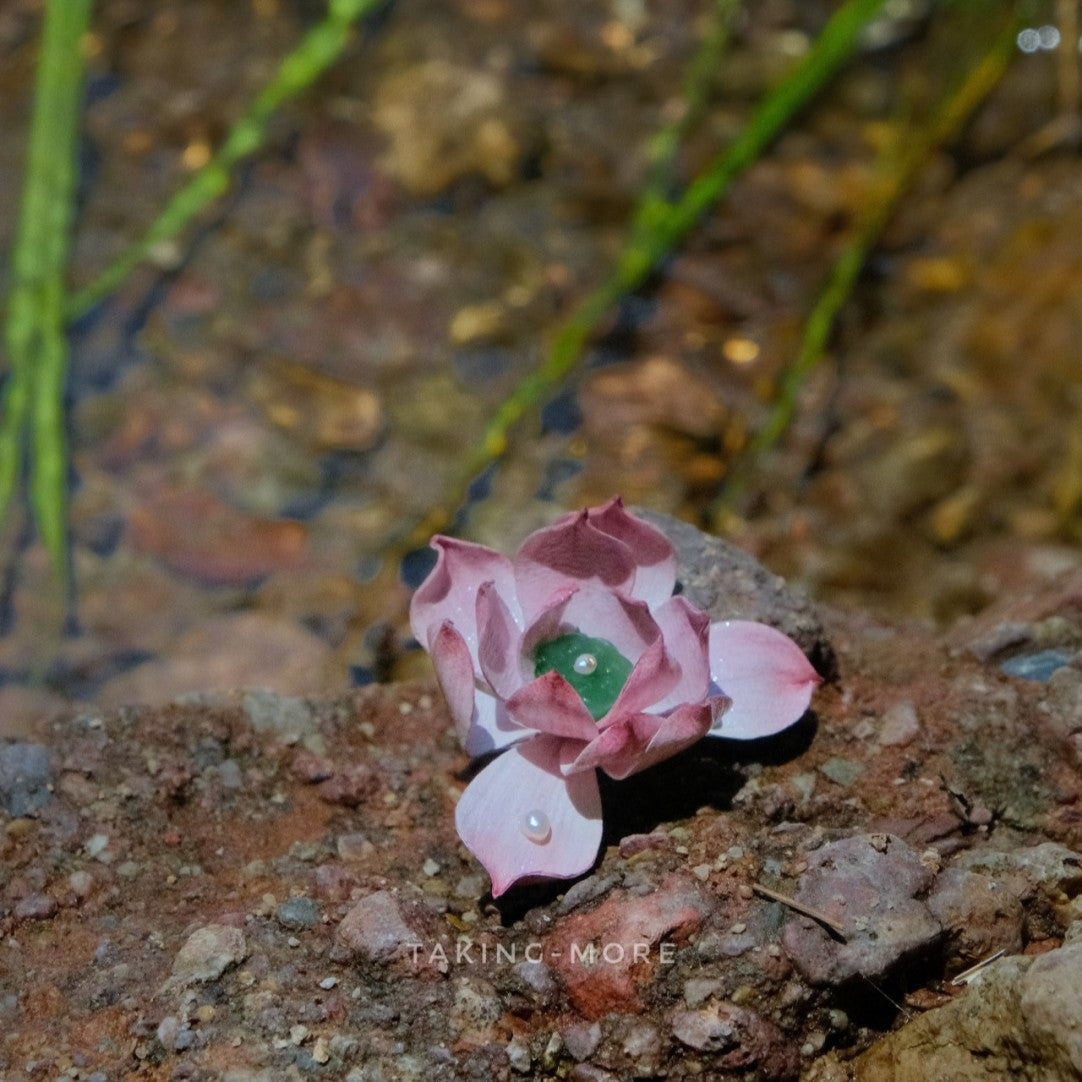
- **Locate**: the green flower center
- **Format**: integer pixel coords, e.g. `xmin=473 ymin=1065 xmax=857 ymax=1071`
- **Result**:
xmin=533 ymin=632 xmax=633 ymax=721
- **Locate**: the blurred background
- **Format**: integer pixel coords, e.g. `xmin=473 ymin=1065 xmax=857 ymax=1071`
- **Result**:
xmin=1 ymin=0 xmax=1080 ymax=734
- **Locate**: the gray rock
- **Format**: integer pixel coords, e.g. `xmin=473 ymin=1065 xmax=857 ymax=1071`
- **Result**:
xmin=561 ymin=1020 xmax=601 ymax=1061
xmin=637 ymin=509 xmax=835 ymax=677
xmin=926 ymin=867 xmax=1023 ymax=968
xmin=275 ymin=895 xmax=321 ymax=930
xmin=1020 ymin=943 xmax=1082 ymax=1078
xmin=782 ymin=833 xmax=942 ymax=985
xmin=670 ymin=1001 xmax=800 ymax=1078
xmin=877 ymin=701 xmax=921 ymax=747
xmin=0 ymin=743 xmax=53 ymax=817
xmin=242 ymin=690 xmax=317 ymax=742
xmin=335 ymin=890 xmax=419 ymax=964
xmin=958 ymin=842 xmax=1082 ymax=911
xmin=450 ymin=976 xmax=501 ymax=1035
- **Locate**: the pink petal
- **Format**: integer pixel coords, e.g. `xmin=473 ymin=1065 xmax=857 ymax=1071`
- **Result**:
xmin=586 ymin=496 xmax=676 ymax=607
xmin=409 ymin=536 xmax=520 ymax=664
xmin=563 ymin=722 xmax=632 ymax=775
xmin=572 ymin=701 xmax=718 ymax=780
xmin=466 ymin=690 xmax=530 ymax=758
xmin=429 ymin=622 xmax=477 ymax=744
xmin=506 ymin=671 xmax=599 ymax=742
xmin=708 ymin=621 xmax=821 ymax=740
xmin=477 ymin=582 xmax=525 ymax=701
xmin=514 ymin=510 xmax=636 ymax=623
xmin=605 ymin=635 xmax=680 ymax=720
xmin=557 ymin=586 xmax=660 ymax=662
xmin=455 ymin=736 xmax=602 ymax=897
xmin=648 ymin=596 xmax=712 ymax=713
xmin=521 ymin=584 xmax=579 ymax=659
xmin=636 ymin=699 xmax=724 ymax=773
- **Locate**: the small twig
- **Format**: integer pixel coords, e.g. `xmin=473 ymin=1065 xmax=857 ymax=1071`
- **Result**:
xmin=752 ymin=882 xmax=848 ymax=941
xmin=950 ymin=948 xmax=1006 ymax=986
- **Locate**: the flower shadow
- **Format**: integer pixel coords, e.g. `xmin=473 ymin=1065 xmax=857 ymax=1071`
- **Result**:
xmin=598 ymin=709 xmax=819 ymax=844
xmin=483 ymin=710 xmax=818 ymax=923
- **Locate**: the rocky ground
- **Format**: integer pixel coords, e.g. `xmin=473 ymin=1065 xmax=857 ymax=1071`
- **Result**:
xmin=2 ymin=515 xmax=1080 ymax=1081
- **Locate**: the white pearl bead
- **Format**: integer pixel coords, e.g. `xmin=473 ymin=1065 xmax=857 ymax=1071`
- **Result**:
xmin=573 ymin=652 xmax=598 ymax=676
xmin=521 ymin=809 xmax=551 ymax=844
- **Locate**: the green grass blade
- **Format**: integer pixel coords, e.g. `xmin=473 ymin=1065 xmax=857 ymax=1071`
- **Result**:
xmin=712 ymin=8 xmax=1021 ymax=520
xmin=1 ymin=0 xmax=92 ymax=577
xmin=65 ymin=0 xmax=386 ymax=321
xmin=404 ymin=0 xmax=886 ymax=547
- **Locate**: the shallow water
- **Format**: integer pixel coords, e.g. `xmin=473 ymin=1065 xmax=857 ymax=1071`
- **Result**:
xmin=0 ymin=0 xmax=1079 ymax=730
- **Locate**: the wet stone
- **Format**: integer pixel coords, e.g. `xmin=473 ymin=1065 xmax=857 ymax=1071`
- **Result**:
xmin=0 ymin=743 xmax=53 ymax=817
xmin=275 ymin=896 xmax=321 ymax=931
xmin=999 ymin=648 xmax=1074 ymax=681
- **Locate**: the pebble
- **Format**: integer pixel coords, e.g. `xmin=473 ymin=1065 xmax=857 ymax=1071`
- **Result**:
xmin=505 ymin=1036 xmax=531 ymax=1073
xmin=275 ymin=896 xmax=321 ymax=930
xmin=169 ymin=924 xmax=248 ymax=986
xmin=512 ymin=958 xmax=556 ymax=995
xmin=818 ymin=756 xmax=866 ymax=788
xmin=13 ymin=893 xmax=59 ymax=922
xmin=999 ymin=649 xmax=1074 ymax=682
xmin=337 ymin=832 xmax=376 ymax=862
xmin=561 ymin=1020 xmax=601 ymax=1061
xmin=450 ymin=977 xmax=502 ymax=1036
xmin=0 ymin=743 xmax=53 ymax=817
xmin=335 ymin=890 xmax=418 ymax=965
xmin=878 ymin=701 xmax=921 ymax=747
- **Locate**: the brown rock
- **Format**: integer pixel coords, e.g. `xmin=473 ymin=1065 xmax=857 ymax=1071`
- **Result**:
xmin=545 ymin=875 xmax=713 ymax=1019
xmin=128 ymin=486 xmax=307 ymax=587
xmin=98 ymin=613 xmax=337 ymax=706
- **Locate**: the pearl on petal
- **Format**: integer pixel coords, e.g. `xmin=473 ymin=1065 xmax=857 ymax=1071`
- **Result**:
xmin=521 ymin=809 xmax=551 ymax=844
xmin=573 ymin=652 xmax=598 ymax=676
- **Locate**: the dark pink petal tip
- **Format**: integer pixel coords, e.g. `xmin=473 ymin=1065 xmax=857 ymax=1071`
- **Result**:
xmin=409 ymin=535 xmax=518 ymax=657
xmin=506 ymin=670 xmax=599 ymax=742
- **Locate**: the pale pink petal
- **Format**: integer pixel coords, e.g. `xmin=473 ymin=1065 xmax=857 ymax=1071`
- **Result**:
xmin=455 ymin=736 xmax=602 ymax=897
xmin=477 ymin=582 xmax=526 ymax=701
xmin=514 ymin=510 xmax=636 ymax=623
xmin=466 ymin=690 xmax=532 ymax=758
xmin=521 ymin=584 xmax=579 ymax=659
xmin=587 ymin=496 xmax=676 ymax=607
xmin=428 ymin=622 xmax=476 ymax=745
xmin=557 ymin=586 xmax=659 ymax=663
xmin=409 ymin=537 xmax=520 ymax=663
xmin=605 ymin=636 xmax=680 ymax=720
xmin=708 ymin=621 xmax=821 ymax=739
xmin=506 ymin=671 xmax=599 ymax=742
xmin=648 ymin=596 xmax=712 ymax=713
